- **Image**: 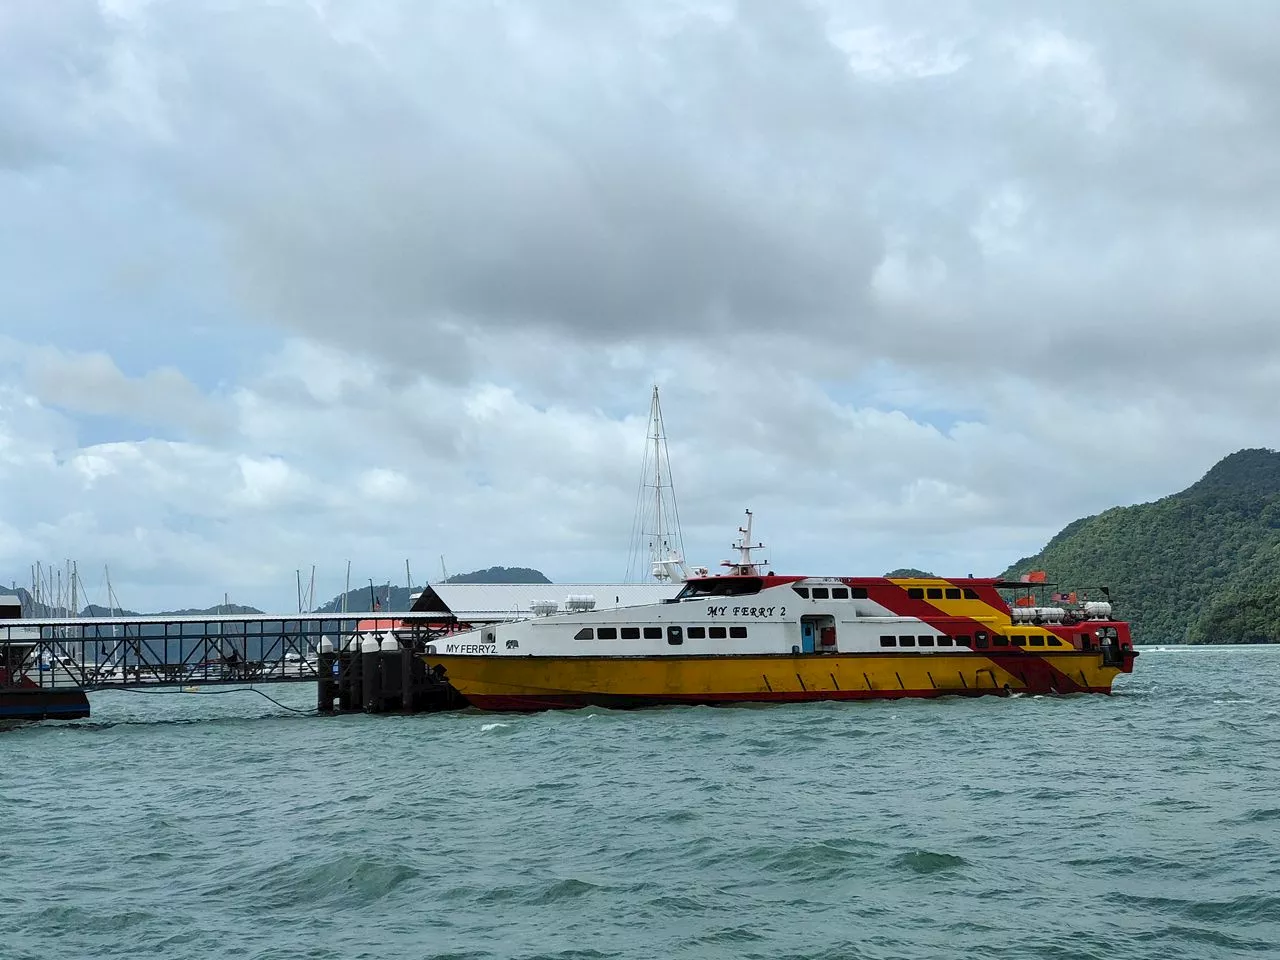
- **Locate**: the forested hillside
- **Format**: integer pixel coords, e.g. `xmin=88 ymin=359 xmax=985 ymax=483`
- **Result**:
xmin=1001 ymin=449 xmax=1280 ymax=644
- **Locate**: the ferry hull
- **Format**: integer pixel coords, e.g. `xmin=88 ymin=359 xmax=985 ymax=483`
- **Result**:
xmin=426 ymin=652 xmax=1128 ymax=712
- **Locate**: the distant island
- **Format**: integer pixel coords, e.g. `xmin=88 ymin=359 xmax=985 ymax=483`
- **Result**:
xmin=442 ymin=566 xmax=551 ymax=585
xmin=1003 ymin=448 xmax=1280 ymax=645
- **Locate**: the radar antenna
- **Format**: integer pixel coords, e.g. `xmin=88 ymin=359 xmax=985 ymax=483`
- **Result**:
xmin=720 ymin=509 xmax=768 ymax=576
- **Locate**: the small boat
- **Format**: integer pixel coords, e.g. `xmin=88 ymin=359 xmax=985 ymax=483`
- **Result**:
xmin=417 ymin=512 xmax=1139 ymax=711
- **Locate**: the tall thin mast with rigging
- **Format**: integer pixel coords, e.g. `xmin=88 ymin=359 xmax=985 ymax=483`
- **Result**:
xmin=626 ymin=385 xmax=688 ymax=582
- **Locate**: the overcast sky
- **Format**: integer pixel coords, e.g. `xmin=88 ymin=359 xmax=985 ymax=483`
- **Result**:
xmin=2 ymin=0 xmax=1278 ymax=612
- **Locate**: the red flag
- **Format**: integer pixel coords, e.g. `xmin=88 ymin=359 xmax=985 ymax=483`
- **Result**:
xmin=1067 ymin=592 xmax=1077 ymax=603
xmin=1014 ymin=596 xmax=1034 ymax=607
xmin=1019 ymin=574 xmax=1031 ymax=583
xmin=1028 ymin=570 xmax=1047 ymax=583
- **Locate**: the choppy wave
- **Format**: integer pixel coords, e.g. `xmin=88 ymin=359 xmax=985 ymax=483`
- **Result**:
xmin=4 ymin=649 xmax=1280 ymax=959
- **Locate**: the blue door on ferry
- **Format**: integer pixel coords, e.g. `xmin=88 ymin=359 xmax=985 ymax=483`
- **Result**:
xmin=801 ymin=622 xmax=816 ymax=654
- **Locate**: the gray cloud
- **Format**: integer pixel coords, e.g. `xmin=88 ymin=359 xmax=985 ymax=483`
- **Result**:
xmin=6 ymin=1 xmax=1277 ymax=383
xmin=2 ymin=0 xmax=1280 ymax=608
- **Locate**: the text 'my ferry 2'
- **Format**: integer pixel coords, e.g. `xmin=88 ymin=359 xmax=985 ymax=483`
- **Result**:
xmin=419 ymin=511 xmax=1138 ymax=711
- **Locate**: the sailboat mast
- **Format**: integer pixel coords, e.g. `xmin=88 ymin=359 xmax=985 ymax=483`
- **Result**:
xmin=652 ymin=386 xmax=664 ymax=563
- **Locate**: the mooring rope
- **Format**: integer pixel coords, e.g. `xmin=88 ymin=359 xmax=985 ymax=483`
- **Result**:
xmin=111 ymin=684 xmax=313 ymax=714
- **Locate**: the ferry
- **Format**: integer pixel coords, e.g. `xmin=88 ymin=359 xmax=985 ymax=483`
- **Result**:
xmin=418 ymin=512 xmax=1138 ymax=711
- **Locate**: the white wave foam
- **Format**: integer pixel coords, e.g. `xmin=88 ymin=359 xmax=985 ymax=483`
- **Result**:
xmin=480 ymin=722 xmax=509 ymax=732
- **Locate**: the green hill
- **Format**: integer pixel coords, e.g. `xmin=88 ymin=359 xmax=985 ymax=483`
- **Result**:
xmin=444 ymin=566 xmax=550 ymax=585
xmin=314 ymin=567 xmax=551 ymax=613
xmin=1001 ymin=448 xmax=1280 ymax=644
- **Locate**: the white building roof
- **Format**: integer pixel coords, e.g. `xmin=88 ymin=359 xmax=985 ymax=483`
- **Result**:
xmin=413 ymin=583 xmax=680 ymax=622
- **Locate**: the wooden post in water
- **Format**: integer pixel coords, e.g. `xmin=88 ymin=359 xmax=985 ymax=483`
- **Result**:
xmin=339 ymin=635 xmax=359 ymax=711
xmin=316 ymin=637 xmax=336 ymax=712
xmin=400 ymin=641 xmax=413 ymax=713
xmin=361 ymin=635 xmax=381 ymax=712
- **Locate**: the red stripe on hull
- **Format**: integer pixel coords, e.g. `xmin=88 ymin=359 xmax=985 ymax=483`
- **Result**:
xmin=462 ymin=686 xmax=1113 ymax=712
xmin=857 ymin=583 xmax=1094 ymax=694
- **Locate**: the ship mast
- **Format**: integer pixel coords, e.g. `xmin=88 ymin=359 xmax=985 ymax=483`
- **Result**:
xmin=722 ymin=509 xmax=768 ymax=576
xmin=626 ymin=385 xmax=688 ymax=582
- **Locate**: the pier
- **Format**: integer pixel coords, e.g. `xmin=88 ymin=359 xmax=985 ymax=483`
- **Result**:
xmin=1 ymin=610 xmax=464 ymax=722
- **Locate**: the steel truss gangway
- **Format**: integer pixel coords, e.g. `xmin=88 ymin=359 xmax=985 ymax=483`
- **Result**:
xmin=0 ymin=612 xmax=456 ymax=691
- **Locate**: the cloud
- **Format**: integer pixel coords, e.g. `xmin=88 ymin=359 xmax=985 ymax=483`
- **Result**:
xmin=0 ymin=0 xmax=1278 ymax=609
xmin=9 ymin=341 xmax=231 ymax=439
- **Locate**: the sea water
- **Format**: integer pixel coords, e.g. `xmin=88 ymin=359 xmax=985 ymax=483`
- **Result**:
xmin=2 ymin=645 xmax=1278 ymax=959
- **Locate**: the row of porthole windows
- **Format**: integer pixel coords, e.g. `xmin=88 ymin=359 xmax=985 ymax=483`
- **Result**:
xmin=907 ymin=587 xmax=980 ymax=601
xmin=793 ymin=586 xmax=867 ymax=600
xmin=878 ymin=634 xmax=1066 ymax=648
xmin=795 ymin=585 xmax=983 ymax=601
xmin=574 ymin=625 xmax=749 ymax=643
xmin=880 ymin=635 xmax=964 ymax=648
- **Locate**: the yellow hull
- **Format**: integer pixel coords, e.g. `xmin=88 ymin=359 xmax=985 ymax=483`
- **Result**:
xmin=425 ymin=651 xmax=1125 ymax=710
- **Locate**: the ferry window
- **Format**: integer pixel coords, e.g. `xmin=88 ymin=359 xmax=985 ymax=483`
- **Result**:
xmin=945 ymin=588 xmax=962 ymax=600
xmin=879 ymin=636 xmax=896 ymax=647
xmin=709 ymin=626 xmax=727 ymax=639
xmin=597 ymin=627 xmax=618 ymax=640
xmin=1029 ymin=636 xmax=1046 ymax=647
xmin=926 ymin=588 xmax=943 ymax=599
xmin=907 ymin=588 xmax=925 ymax=600
xmin=811 ymin=587 xmax=829 ymax=600
xmin=899 ymin=635 xmax=916 ymax=647
xmin=963 ymin=588 xmax=979 ymax=599
xmin=831 ymin=587 xmax=849 ymax=600
xmin=675 ymin=577 xmax=764 ymax=599
xmin=918 ymin=636 xmax=935 ymax=647
xmin=729 ymin=626 xmax=748 ymax=639
xmin=792 ymin=586 xmax=810 ymax=598
xmin=936 ymin=636 xmax=954 ymax=647
xmin=574 ymin=628 xmax=594 ymax=641
xmin=1012 ymin=636 xmax=1027 ymax=646
xmin=668 ymin=626 xmax=684 ymax=646
xmin=975 ymin=634 xmax=989 ymax=649
xmin=955 ymin=635 xmax=971 ymax=646
xmin=620 ymin=627 xmax=640 ymax=640
xmin=643 ymin=627 xmax=663 ymax=640
xmin=686 ymin=626 xmax=706 ymax=639
xmin=993 ymin=635 xmax=1009 ymax=647
xmin=850 ymin=587 xmax=868 ymax=599
xmin=1046 ymin=636 xmax=1063 ymax=647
